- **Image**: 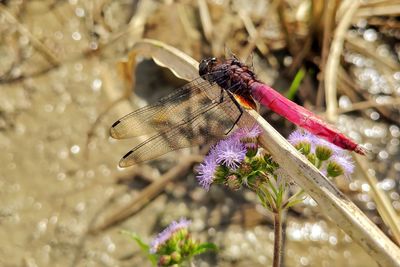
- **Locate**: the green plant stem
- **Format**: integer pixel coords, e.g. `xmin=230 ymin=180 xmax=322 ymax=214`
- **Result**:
xmin=273 ymin=210 xmax=283 ymax=267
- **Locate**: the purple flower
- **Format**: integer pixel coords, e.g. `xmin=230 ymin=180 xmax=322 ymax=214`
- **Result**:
xmin=232 ymin=124 xmax=262 ymax=140
xmin=288 ymin=130 xmax=355 ymax=178
xmin=196 ymin=150 xmax=218 ymax=190
xmin=196 ymin=126 xmax=261 ymax=190
xmin=312 ymin=135 xmax=346 ymax=156
xmin=288 ymin=130 xmax=345 ymax=155
xmin=215 ymin=139 xmax=247 ymax=170
xmin=328 ymin=154 xmax=354 ymax=177
xmin=288 ymin=130 xmax=315 ymax=146
xmin=150 ymin=218 xmax=191 ymax=254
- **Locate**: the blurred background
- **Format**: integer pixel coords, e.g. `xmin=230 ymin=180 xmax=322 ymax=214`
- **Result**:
xmin=0 ymin=0 xmax=399 ymax=266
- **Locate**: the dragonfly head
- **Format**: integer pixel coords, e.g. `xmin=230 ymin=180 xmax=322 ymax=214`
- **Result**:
xmin=199 ymin=57 xmax=218 ymax=77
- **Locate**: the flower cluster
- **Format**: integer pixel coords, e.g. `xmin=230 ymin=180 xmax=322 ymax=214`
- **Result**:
xmin=150 ymin=218 xmax=192 ymax=254
xmin=196 ymin=126 xmax=355 ymax=192
xmin=196 ymin=125 xmax=273 ymax=191
xmin=147 ymin=218 xmax=216 ymax=266
xmin=288 ymin=130 xmax=354 ymax=178
xmin=125 ymin=218 xmax=216 ymax=267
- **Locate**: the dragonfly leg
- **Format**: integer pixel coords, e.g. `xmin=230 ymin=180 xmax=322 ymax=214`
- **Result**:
xmin=218 ymin=87 xmax=225 ymax=103
xmin=224 ymin=91 xmax=243 ymax=135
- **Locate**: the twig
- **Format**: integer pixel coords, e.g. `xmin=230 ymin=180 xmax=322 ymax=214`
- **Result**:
xmin=345 ymin=35 xmax=400 ymax=71
xmin=337 ymin=67 xmax=400 ymax=124
xmin=0 ymin=4 xmax=60 ymax=67
xmin=356 ymin=4 xmax=400 ymax=17
xmin=177 ymin=4 xmax=201 ymax=40
xmin=238 ymin=11 xmax=278 ymax=68
xmin=316 ymin=0 xmax=337 ymax=108
xmin=325 ymin=0 xmax=361 ymax=121
xmin=338 ymin=98 xmax=400 ymax=113
xmin=197 ymin=0 xmax=213 ymax=42
xmin=89 ymin=155 xmax=203 ymax=234
xmin=276 ymin=0 xmax=294 ymax=55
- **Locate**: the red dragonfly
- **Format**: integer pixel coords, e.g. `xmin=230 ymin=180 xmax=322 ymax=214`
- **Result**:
xmin=111 ymin=57 xmax=365 ymax=167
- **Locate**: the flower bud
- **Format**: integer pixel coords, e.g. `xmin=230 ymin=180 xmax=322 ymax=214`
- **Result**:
xmin=240 ymin=162 xmax=253 ymax=176
xmin=158 ymin=255 xmax=171 ymax=266
xmin=170 ymin=251 xmax=181 ymax=262
xmin=245 ymin=143 xmax=258 ymax=158
xmin=213 ymin=166 xmax=229 ymax=184
xmin=326 ymin=161 xmax=344 ymax=177
xmin=315 ymin=145 xmax=332 ymax=161
xmin=225 ymin=174 xmax=241 ymax=191
xmin=294 ymin=141 xmax=311 ymax=155
xmin=306 ymin=153 xmax=317 ymax=166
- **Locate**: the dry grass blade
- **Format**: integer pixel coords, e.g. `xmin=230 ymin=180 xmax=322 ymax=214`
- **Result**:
xmin=178 ymin=4 xmax=201 ymax=40
xmin=0 ymin=4 xmax=60 ymax=67
xmin=345 ymin=35 xmax=400 ymax=71
xmin=325 ymin=0 xmax=361 ymax=121
xmin=354 ymin=154 xmax=400 ymax=245
xmin=197 ymin=0 xmax=213 ymax=42
xmin=338 ymin=98 xmax=400 ymax=113
xmin=238 ymin=11 xmax=278 ymax=68
xmin=316 ymin=0 xmax=336 ymax=107
xmin=127 ymin=39 xmax=199 ymax=82
xmin=356 ymin=3 xmax=400 ymax=17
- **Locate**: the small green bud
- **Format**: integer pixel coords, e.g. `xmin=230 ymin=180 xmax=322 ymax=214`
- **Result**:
xmin=240 ymin=162 xmax=252 ymax=176
xmin=158 ymin=255 xmax=171 ymax=266
xmin=326 ymin=161 xmax=344 ymax=177
xmin=213 ymin=166 xmax=229 ymax=184
xmin=307 ymin=153 xmax=317 ymax=166
xmin=315 ymin=145 xmax=332 ymax=161
xmin=225 ymin=174 xmax=241 ymax=191
xmin=180 ymin=228 xmax=189 ymax=239
xmin=187 ymin=237 xmax=196 ymax=250
xmin=170 ymin=251 xmax=181 ymax=262
xmin=295 ymin=141 xmax=311 ymax=155
xmin=246 ymin=144 xmax=258 ymax=158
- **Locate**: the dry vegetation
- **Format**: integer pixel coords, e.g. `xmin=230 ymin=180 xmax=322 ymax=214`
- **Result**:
xmin=0 ymin=0 xmax=399 ymax=266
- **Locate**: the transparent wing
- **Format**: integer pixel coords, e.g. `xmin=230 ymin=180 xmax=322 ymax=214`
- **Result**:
xmin=110 ymin=72 xmax=229 ymax=139
xmin=118 ymin=88 xmax=242 ymax=167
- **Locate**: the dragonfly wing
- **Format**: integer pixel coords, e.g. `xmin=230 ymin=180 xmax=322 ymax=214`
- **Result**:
xmin=118 ymin=90 xmax=241 ymax=167
xmin=110 ymin=73 xmax=229 ymax=139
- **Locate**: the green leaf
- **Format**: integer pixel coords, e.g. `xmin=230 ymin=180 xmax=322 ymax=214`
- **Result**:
xmin=275 ymin=186 xmax=284 ymax=207
xmin=285 ymin=67 xmax=306 ymax=100
xmin=120 ymin=230 xmax=157 ymax=265
xmin=284 ymin=198 xmax=305 ymax=209
xmin=257 ymin=187 xmax=275 ymax=211
xmin=192 ymin=242 xmax=218 ymax=255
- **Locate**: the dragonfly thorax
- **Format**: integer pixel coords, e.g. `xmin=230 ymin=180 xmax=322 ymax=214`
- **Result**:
xmin=199 ymin=57 xmax=258 ymax=97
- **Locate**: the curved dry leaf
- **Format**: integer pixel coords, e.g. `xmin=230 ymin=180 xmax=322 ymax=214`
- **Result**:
xmin=126 ymin=38 xmax=199 ymax=82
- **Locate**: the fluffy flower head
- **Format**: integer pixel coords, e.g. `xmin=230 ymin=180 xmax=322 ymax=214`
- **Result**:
xmin=150 ymin=218 xmax=191 ymax=254
xmin=288 ymin=129 xmax=355 ymax=178
xmin=215 ymin=139 xmax=247 ymax=170
xmin=196 ymin=150 xmax=218 ymax=191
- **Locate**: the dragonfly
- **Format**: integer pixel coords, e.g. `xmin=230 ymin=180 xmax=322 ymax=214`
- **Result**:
xmin=111 ymin=57 xmax=365 ymax=167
